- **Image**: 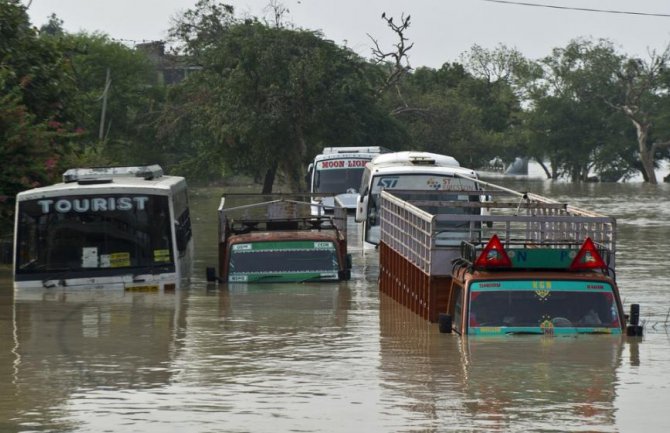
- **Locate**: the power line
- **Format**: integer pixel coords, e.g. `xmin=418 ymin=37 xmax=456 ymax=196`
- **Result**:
xmin=480 ymin=0 xmax=670 ymax=18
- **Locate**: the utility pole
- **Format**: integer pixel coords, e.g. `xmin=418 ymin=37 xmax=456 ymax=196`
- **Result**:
xmin=99 ymin=68 xmax=111 ymax=141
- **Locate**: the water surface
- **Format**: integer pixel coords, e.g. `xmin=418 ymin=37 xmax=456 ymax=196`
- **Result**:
xmin=1 ymin=181 xmax=669 ymax=432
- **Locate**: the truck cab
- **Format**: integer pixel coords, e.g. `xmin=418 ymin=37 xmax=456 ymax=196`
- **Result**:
xmin=442 ymin=235 xmax=641 ymax=336
xmin=207 ymin=195 xmax=351 ymax=284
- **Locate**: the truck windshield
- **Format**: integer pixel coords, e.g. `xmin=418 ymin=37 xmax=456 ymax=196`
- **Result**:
xmin=366 ymin=174 xmax=480 ymax=245
xmin=468 ymin=280 xmax=622 ymax=335
xmin=313 ymin=158 xmax=368 ymax=194
xmin=228 ymin=240 xmax=340 ymax=283
xmin=15 ymin=194 xmax=174 ymax=277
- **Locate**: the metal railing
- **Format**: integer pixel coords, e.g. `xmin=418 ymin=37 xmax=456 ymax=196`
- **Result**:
xmin=380 ymin=188 xmax=616 ymax=276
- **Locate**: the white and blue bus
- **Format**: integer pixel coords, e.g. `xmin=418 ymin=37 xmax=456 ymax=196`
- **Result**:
xmin=13 ymin=165 xmax=192 ymax=291
xmin=355 ymin=151 xmax=484 ymax=246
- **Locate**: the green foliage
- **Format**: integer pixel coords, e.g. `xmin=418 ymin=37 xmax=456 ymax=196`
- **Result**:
xmin=163 ymin=4 xmax=406 ymax=191
xmin=0 ymin=1 xmax=75 ymax=232
xmin=0 ymin=70 xmax=58 ymax=232
xmin=384 ymin=61 xmax=522 ymax=168
xmin=55 ymin=32 xmax=161 ymax=165
xmin=521 ymin=39 xmax=633 ymax=180
xmin=3 ymin=0 xmax=670 ymax=238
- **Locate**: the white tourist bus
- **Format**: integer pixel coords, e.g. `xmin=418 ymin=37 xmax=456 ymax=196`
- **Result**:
xmin=307 ymin=146 xmax=389 ymax=210
xmin=13 ymin=165 xmax=192 ymax=291
xmin=355 ymin=151 xmax=484 ymax=246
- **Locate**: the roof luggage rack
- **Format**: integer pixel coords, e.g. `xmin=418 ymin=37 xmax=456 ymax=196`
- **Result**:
xmin=63 ymin=164 xmax=164 ymax=183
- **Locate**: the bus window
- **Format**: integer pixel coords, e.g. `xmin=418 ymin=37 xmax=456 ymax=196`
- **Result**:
xmin=15 ymin=194 xmax=175 ymax=275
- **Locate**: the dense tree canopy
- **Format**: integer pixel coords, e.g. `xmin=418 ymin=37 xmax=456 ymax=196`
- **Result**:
xmin=3 ymin=0 xmax=670 ymax=234
xmin=161 ymin=1 xmax=406 ymax=192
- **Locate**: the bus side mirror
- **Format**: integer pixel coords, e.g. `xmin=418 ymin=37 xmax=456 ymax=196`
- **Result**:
xmin=438 ymin=313 xmax=453 ymax=334
xmin=355 ymin=195 xmax=368 ymax=223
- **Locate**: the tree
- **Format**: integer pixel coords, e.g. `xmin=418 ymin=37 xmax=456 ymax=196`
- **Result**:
xmin=0 ymin=1 xmax=75 ymax=231
xmin=521 ymin=39 xmax=631 ymax=181
xmin=165 ymin=2 xmax=404 ymax=192
xmin=605 ymin=49 xmax=670 ymax=183
xmin=378 ymin=56 xmax=523 ymax=169
xmin=368 ymin=12 xmax=413 ymax=99
xmin=55 ymin=32 xmax=160 ymax=166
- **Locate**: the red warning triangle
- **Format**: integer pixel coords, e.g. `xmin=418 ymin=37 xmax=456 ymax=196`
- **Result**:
xmin=475 ymin=234 xmax=512 ymax=268
xmin=569 ymin=237 xmax=606 ymax=270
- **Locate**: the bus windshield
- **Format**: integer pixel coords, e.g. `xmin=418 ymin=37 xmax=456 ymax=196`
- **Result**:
xmin=366 ymin=174 xmax=480 ymax=245
xmin=313 ymin=158 xmax=368 ymax=194
xmin=468 ymin=280 xmax=622 ymax=335
xmin=228 ymin=240 xmax=340 ymax=283
xmin=15 ymin=194 xmax=175 ymax=277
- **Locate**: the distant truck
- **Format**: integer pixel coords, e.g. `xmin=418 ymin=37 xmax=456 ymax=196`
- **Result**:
xmin=377 ymin=181 xmax=643 ymax=336
xmin=206 ymin=194 xmax=351 ymax=283
xmin=307 ymin=146 xmax=389 ymax=210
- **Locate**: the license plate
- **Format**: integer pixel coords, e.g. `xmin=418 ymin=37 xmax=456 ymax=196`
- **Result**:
xmin=125 ymin=285 xmax=159 ymax=292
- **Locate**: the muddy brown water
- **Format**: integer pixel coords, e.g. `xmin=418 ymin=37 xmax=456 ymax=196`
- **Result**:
xmin=1 ymin=180 xmax=669 ymax=432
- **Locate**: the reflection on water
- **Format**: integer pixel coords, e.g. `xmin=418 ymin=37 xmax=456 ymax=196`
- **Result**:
xmin=0 ymin=287 xmax=186 ymax=432
xmin=0 ymin=181 xmax=669 ymax=432
xmin=378 ymin=293 xmax=624 ymax=432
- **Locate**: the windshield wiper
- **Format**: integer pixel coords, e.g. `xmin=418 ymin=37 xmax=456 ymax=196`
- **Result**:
xmin=576 ymin=329 xmax=615 ymax=334
xmin=247 ymin=274 xmax=283 ymax=282
xmin=298 ymin=274 xmax=339 ymax=283
xmin=505 ymin=330 xmax=545 ymax=335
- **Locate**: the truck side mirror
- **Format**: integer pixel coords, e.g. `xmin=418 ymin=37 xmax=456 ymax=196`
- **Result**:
xmin=626 ymin=304 xmax=643 ymax=337
xmin=438 ymin=313 xmax=453 ymax=333
xmin=206 ymin=267 xmax=221 ymax=283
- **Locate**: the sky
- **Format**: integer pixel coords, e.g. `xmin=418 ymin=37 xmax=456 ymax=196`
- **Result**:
xmin=23 ymin=0 xmax=670 ymax=69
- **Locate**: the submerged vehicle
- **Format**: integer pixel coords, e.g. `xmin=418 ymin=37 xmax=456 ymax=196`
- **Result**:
xmin=307 ymin=146 xmax=389 ymax=210
xmin=377 ymin=181 xmax=643 ymax=336
xmin=354 ymin=151 xmax=482 ymax=246
xmin=448 ymin=235 xmax=629 ymax=336
xmin=207 ymin=194 xmax=351 ymax=283
xmin=13 ymin=165 xmax=192 ymax=291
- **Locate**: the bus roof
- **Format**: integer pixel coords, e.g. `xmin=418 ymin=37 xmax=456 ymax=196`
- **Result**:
xmin=62 ymin=164 xmax=164 ymax=182
xmin=369 ymin=164 xmax=477 ymax=178
xmin=320 ymin=146 xmax=389 ymax=155
xmin=368 ymin=151 xmax=460 ymax=168
xmin=16 ymin=170 xmax=186 ymax=201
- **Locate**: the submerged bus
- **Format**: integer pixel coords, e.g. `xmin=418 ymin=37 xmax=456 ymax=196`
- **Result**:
xmin=307 ymin=146 xmax=389 ymax=210
xmin=13 ymin=165 xmax=193 ymax=291
xmin=354 ymin=151 xmax=482 ymax=246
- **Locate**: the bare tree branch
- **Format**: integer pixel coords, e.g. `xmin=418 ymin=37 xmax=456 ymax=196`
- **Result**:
xmin=367 ymin=12 xmax=413 ymax=97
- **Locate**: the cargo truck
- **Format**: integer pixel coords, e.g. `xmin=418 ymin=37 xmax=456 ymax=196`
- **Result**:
xmin=377 ymin=181 xmax=642 ymax=336
xmin=206 ymin=194 xmax=351 ymax=283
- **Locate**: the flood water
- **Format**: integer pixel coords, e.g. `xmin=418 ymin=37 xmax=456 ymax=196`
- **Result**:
xmin=1 ymin=179 xmax=670 ymax=432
